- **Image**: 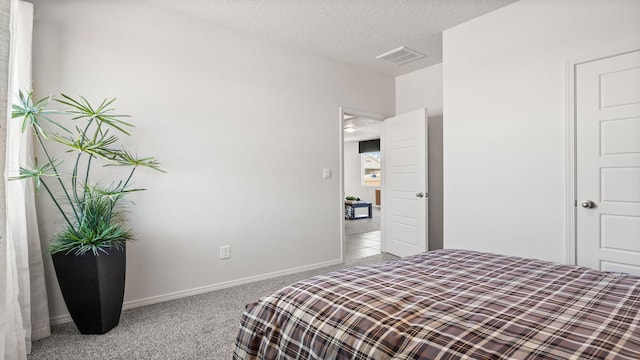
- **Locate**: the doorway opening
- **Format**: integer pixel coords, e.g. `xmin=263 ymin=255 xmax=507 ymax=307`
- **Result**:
xmin=340 ymin=108 xmax=385 ymax=261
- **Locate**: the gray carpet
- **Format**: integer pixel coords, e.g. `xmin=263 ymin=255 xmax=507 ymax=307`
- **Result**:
xmin=28 ymin=253 xmax=398 ymax=360
xmin=345 ymin=206 xmax=380 ymax=235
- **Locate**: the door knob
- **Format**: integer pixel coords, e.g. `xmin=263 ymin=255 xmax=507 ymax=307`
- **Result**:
xmin=581 ymin=200 xmax=596 ymax=209
xmin=416 ymin=192 xmax=427 ymax=198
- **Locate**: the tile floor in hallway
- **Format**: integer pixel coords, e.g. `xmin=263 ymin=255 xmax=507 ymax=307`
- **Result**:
xmin=345 ymin=230 xmax=381 ymax=261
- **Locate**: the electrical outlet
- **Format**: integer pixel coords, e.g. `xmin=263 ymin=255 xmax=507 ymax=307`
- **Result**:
xmin=219 ymin=245 xmax=231 ymax=259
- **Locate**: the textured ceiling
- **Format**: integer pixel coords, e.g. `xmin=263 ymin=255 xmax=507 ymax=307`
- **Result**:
xmin=343 ymin=116 xmax=383 ymax=142
xmin=140 ymin=0 xmax=518 ymax=76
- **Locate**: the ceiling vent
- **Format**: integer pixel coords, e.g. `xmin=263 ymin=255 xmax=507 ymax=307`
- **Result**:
xmin=376 ymin=46 xmax=425 ymax=65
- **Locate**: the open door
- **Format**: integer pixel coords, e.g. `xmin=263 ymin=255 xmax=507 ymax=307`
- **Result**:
xmin=382 ymin=109 xmax=428 ymax=257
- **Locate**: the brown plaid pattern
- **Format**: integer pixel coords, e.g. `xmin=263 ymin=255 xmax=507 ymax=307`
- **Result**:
xmin=233 ymin=249 xmax=640 ymax=359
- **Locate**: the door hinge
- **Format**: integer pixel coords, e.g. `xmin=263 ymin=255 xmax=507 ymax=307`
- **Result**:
xmin=574 ymin=199 xmax=577 ymax=207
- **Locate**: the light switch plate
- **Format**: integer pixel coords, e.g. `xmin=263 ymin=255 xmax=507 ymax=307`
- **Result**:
xmin=220 ymin=245 xmax=230 ymax=259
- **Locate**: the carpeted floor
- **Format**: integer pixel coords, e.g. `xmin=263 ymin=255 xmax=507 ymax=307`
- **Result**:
xmin=28 ymin=253 xmax=398 ymax=360
xmin=345 ymin=206 xmax=380 ymax=235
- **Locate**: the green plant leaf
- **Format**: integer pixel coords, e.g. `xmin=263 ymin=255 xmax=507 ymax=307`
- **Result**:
xmin=9 ymin=160 xmax=62 ymax=189
xmin=56 ymin=94 xmax=133 ymax=135
xmin=50 ymin=187 xmax=134 ymax=255
xmin=107 ymin=148 xmax=166 ymax=172
xmin=12 ymin=90 xmax=70 ymax=137
xmin=51 ymin=131 xmax=119 ymax=160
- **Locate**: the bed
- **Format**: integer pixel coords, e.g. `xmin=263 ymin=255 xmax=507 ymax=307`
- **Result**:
xmin=232 ymin=249 xmax=640 ymax=359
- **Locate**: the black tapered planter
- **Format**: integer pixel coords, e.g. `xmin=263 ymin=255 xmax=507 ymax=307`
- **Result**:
xmin=51 ymin=245 xmax=126 ymax=335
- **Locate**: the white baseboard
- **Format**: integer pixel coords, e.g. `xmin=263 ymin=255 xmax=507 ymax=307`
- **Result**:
xmin=50 ymin=313 xmax=72 ymax=326
xmin=49 ymin=257 xmax=344 ymax=326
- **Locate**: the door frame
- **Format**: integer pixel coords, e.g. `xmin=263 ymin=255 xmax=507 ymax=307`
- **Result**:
xmin=564 ymin=43 xmax=640 ymax=266
xmin=339 ymin=107 xmax=386 ymax=261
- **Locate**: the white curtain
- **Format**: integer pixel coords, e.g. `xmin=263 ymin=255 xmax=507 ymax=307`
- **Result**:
xmin=2 ymin=1 xmax=50 ymax=359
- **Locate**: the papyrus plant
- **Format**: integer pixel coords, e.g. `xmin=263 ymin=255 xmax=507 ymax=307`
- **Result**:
xmin=10 ymin=91 xmax=164 ymax=255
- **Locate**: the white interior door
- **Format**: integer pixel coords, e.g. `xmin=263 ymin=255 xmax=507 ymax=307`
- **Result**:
xmin=382 ymin=109 xmax=428 ymax=257
xmin=576 ymin=50 xmax=640 ymax=275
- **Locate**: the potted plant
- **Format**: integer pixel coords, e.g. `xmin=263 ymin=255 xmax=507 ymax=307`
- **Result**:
xmin=10 ymin=91 xmax=164 ymax=334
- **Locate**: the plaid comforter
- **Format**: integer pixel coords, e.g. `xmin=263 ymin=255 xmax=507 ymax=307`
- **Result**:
xmin=233 ymin=249 xmax=640 ymax=359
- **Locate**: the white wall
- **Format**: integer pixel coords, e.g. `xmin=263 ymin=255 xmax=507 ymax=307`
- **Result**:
xmin=395 ymin=63 xmax=444 ymax=250
xmin=30 ymin=0 xmax=394 ymax=321
xmin=443 ymin=0 xmax=640 ymax=263
xmin=396 ymin=63 xmax=443 ymax=116
xmin=343 ymin=141 xmax=377 ymax=204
